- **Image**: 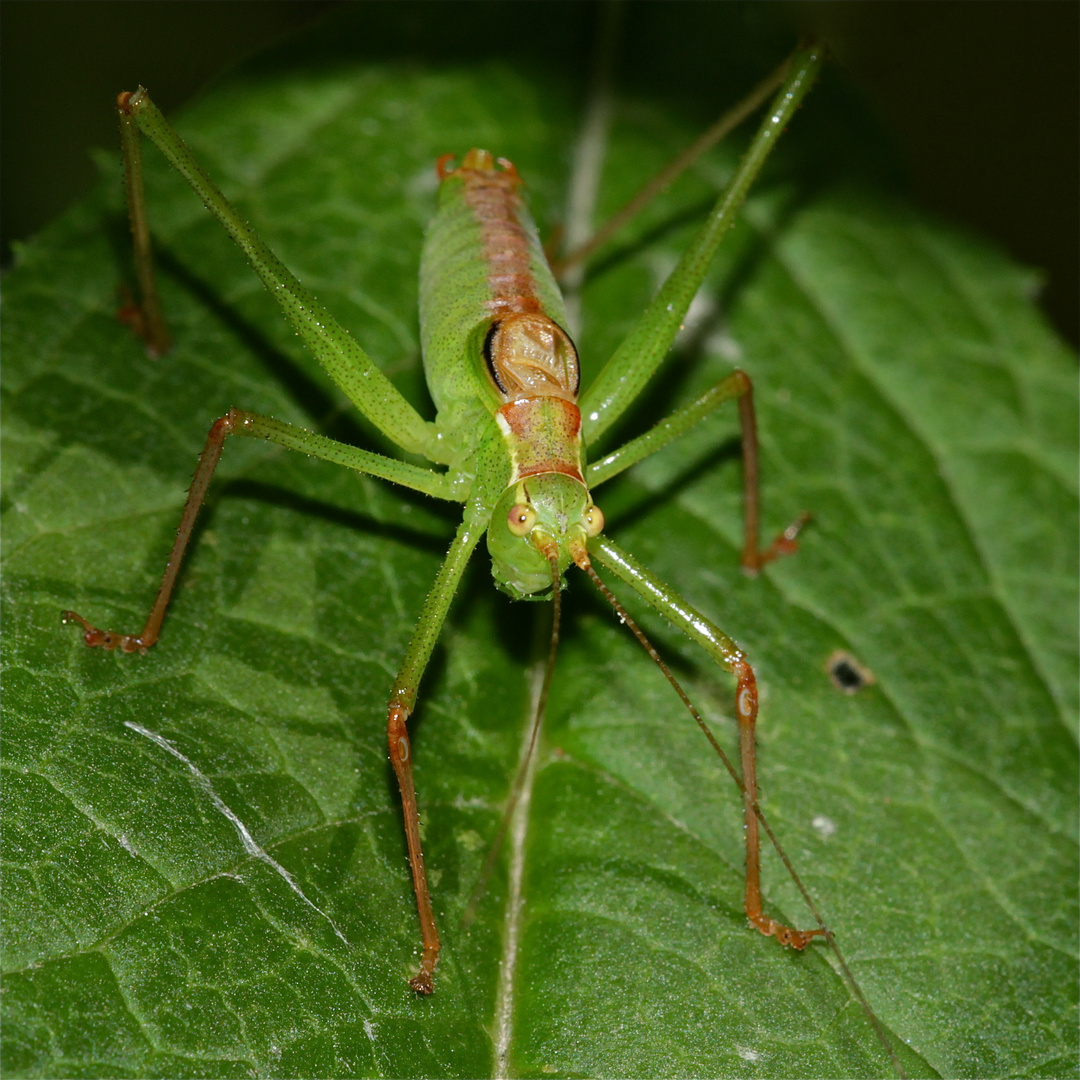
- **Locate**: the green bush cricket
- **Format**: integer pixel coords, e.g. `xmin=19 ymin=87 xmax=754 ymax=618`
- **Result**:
xmin=59 ymin=40 xmax=906 ymax=1073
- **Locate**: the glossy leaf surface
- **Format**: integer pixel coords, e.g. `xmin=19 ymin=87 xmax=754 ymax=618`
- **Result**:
xmin=3 ymin=8 xmax=1076 ymax=1078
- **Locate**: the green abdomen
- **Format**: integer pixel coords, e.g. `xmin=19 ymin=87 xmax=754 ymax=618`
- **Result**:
xmin=418 ymin=151 xmax=570 ymax=420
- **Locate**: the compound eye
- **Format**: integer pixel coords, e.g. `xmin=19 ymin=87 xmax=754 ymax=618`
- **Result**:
xmin=507 ymin=503 xmax=537 ymax=537
xmin=582 ymin=503 xmax=605 ymax=538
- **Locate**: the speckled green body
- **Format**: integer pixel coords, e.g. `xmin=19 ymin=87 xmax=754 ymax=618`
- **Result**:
xmin=412 ymin=153 xmax=593 ymax=598
xmin=81 ymin=51 xmax=835 ymax=1006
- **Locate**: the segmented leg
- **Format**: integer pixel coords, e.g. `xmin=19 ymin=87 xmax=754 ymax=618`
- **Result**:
xmin=388 ymin=703 xmax=441 ymax=993
xmin=383 ymin=513 xmax=488 ymax=993
xmin=118 ymin=97 xmax=169 ymax=357
xmin=586 ymin=368 xmax=808 ymax=573
xmin=587 ymin=535 xmax=823 ymax=948
xmin=732 ymin=659 xmax=820 ymax=948
xmin=578 ymin=47 xmax=823 ymax=448
xmin=64 ymin=409 xmax=452 ymax=653
xmin=116 ymin=87 xmax=440 ymax=459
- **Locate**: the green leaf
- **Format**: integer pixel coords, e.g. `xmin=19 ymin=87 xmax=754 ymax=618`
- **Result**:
xmin=3 ymin=7 xmax=1076 ymax=1079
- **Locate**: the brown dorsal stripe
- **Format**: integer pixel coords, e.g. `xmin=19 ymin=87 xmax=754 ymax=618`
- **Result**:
xmin=456 ymin=152 xmax=543 ymax=318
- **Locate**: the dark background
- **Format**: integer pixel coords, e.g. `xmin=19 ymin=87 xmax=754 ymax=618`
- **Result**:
xmin=3 ymin=0 xmax=1076 ymax=347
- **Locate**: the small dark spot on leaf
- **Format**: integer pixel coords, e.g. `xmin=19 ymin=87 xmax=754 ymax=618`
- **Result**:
xmin=826 ymin=650 xmax=874 ymax=694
